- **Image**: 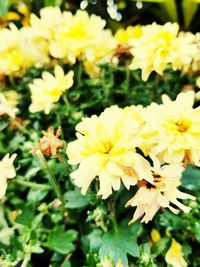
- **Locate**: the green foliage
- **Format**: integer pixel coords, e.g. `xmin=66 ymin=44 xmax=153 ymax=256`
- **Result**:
xmin=46 ymin=226 xmax=78 ymax=254
xmin=99 ymin=224 xmax=140 ymax=265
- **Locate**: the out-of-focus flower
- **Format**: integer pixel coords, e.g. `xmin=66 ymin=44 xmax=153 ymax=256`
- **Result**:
xmin=3 ymin=91 xmax=19 ymax=108
xmin=0 ymin=93 xmax=18 ymax=118
xmin=48 ymin=9 xmax=116 ymax=63
xmin=150 ymin=228 xmax=161 ymax=243
xmin=0 ymin=24 xmax=23 ymax=75
xmin=29 ymin=65 xmax=74 ymax=114
xmin=126 ymin=157 xmax=195 ymax=224
xmin=20 ymin=27 xmax=49 ymax=67
xmin=129 ymin=22 xmax=179 ymax=81
xmin=67 ymin=105 xmax=153 ymax=199
xmin=115 ymin=25 xmax=142 ymax=44
xmin=0 ymin=154 xmax=17 ymax=199
xmin=0 ymin=12 xmax=21 ymax=27
xmin=170 ymin=31 xmax=199 ymax=73
xmin=165 ymin=239 xmax=187 ymax=267
xmin=129 ymin=23 xmax=196 ymax=81
xmin=83 ymin=60 xmax=101 ymax=79
xmin=140 ymin=91 xmax=200 ymax=166
xmin=39 ymin=127 xmax=65 ymax=157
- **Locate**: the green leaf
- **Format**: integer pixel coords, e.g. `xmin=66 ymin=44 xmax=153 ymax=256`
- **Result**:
xmin=0 ymin=0 xmax=9 ymax=16
xmin=131 ymin=0 xmax=178 ymax=21
xmin=15 ymin=205 xmax=35 ymax=226
xmin=64 ymin=188 xmax=92 ymax=209
xmin=99 ymin=226 xmax=139 ymax=265
xmin=47 ymin=226 xmax=78 ymax=255
xmin=160 ymin=0 xmax=178 ymax=22
xmin=87 ymin=229 xmax=103 ymax=252
xmin=181 ymin=165 xmax=200 ymax=192
xmin=27 ymin=189 xmax=48 ymax=203
xmin=151 ymin=237 xmax=171 ymax=256
xmin=182 ymin=0 xmax=198 ymax=28
xmin=194 ymin=221 xmax=200 ymax=243
xmin=158 ymin=211 xmax=184 ymax=231
xmin=44 ymin=0 xmax=62 ymax=6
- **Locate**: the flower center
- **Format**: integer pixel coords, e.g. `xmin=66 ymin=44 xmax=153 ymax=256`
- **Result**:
xmin=175 ymin=119 xmax=190 ymax=133
xmin=102 ymin=141 xmax=113 ymax=154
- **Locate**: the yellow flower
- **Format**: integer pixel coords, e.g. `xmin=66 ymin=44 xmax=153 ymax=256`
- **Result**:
xmin=20 ymin=26 xmax=50 ymax=67
xmin=0 ymin=24 xmax=22 ymax=75
xmin=3 ymin=91 xmax=19 ymax=108
xmin=0 ymin=154 xmax=17 ymax=199
xmin=67 ymin=106 xmax=153 ymax=199
xmin=126 ymin=156 xmax=195 ymax=224
xmin=165 ymin=239 xmax=187 ymax=267
xmin=150 ymin=229 xmax=161 ymax=243
xmin=29 ymin=65 xmax=74 ymax=114
xmin=0 ymin=93 xmax=18 ymax=118
xmin=49 ymin=9 xmax=115 ymax=63
xmin=30 ymin=6 xmax=67 ymax=41
xmin=140 ymin=91 xmax=200 ymax=166
xmin=83 ymin=60 xmax=101 ymax=79
xmin=129 ymin=22 xmax=179 ymax=81
xmin=170 ymin=31 xmax=198 ymax=73
xmin=115 ymin=25 xmax=142 ymax=44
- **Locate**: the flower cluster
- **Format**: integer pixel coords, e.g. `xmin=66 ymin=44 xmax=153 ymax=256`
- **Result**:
xmin=0 ymin=7 xmax=116 ymax=76
xmin=1 ymin=8 xmax=200 ymax=83
xmin=67 ymin=91 xmax=197 ymax=223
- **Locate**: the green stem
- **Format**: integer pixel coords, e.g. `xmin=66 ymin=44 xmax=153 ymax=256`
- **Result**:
xmin=36 ymin=151 xmax=65 ymax=213
xmin=12 ymin=178 xmax=51 ymax=190
xmin=57 ymin=152 xmax=69 ymax=170
xmin=8 ymin=75 xmax=15 ymax=87
xmin=111 ymin=216 xmax=118 ymax=235
xmin=21 ymin=254 xmax=31 ymax=267
xmin=13 ymin=120 xmax=31 ymax=136
xmin=77 ymin=63 xmax=83 ymax=87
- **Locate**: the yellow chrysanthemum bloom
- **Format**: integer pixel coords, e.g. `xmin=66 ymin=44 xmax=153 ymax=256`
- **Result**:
xmin=140 ymin=91 xmax=200 ymax=166
xmin=30 ymin=6 xmax=67 ymax=41
xmin=2 ymin=91 xmax=19 ymax=108
xmin=0 ymin=24 xmax=23 ymax=75
xmin=0 ymin=93 xmax=18 ymax=118
xmin=126 ymin=156 xmax=195 ymax=224
xmin=20 ymin=27 xmax=49 ymax=68
xmin=67 ymin=106 xmax=153 ymax=199
xmin=115 ymin=25 xmax=142 ymax=44
xmin=129 ymin=22 xmax=179 ymax=81
xmin=165 ymin=239 xmax=187 ymax=267
xmin=49 ymin=10 xmax=116 ymax=63
xmin=0 ymin=154 xmax=17 ymax=199
xmin=170 ymin=31 xmax=199 ymax=73
xmin=29 ymin=65 xmax=74 ymax=114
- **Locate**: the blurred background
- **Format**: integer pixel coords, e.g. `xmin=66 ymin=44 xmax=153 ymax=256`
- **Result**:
xmin=1 ymin=0 xmax=200 ymax=32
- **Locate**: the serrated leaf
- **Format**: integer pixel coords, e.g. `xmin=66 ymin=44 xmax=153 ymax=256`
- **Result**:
xmin=47 ymin=226 xmax=78 ymax=255
xmin=99 ymin=226 xmax=139 ymax=265
xmin=64 ymin=188 xmax=92 ymax=209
